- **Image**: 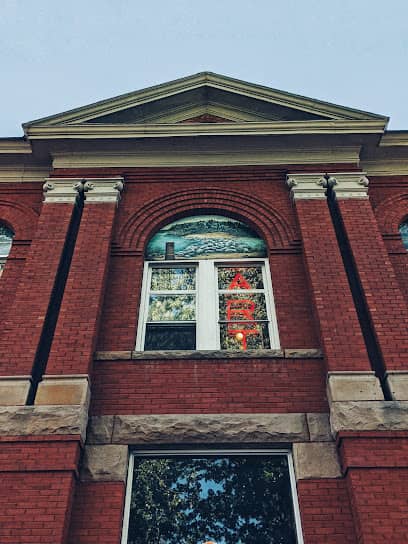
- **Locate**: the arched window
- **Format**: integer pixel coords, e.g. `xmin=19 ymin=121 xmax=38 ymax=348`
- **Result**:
xmin=136 ymin=215 xmax=279 ymax=351
xmin=0 ymin=224 xmax=13 ymax=278
xmin=399 ymin=221 xmax=408 ymax=251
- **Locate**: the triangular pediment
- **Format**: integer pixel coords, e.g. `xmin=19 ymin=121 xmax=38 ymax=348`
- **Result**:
xmin=23 ymin=72 xmax=388 ymax=139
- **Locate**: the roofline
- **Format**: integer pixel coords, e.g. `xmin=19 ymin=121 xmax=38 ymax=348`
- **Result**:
xmin=23 ymin=71 xmax=389 ymax=130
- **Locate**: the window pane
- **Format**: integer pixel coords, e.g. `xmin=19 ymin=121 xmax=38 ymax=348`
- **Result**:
xmin=0 ymin=225 xmax=13 ymax=258
xmin=127 ymin=455 xmax=298 ymax=544
xmin=400 ymin=222 xmax=408 ymax=251
xmin=219 ymin=293 xmax=268 ymax=321
xmin=144 ymin=324 xmax=196 ymax=350
xmin=151 ymin=267 xmax=196 ymax=291
xmin=220 ymin=322 xmax=271 ymax=350
xmin=218 ymin=266 xmax=264 ymax=290
xmin=148 ymin=295 xmax=195 ymax=321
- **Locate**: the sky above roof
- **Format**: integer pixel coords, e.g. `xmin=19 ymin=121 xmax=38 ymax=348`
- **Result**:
xmin=1 ymin=0 xmax=407 ymax=136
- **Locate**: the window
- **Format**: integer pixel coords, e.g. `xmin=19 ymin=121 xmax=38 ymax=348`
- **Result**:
xmin=122 ymin=450 xmax=303 ymax=544
xmin=136 ymin=215 xmax=279 ymax=351
xmin=399 ymin=221 xmax=408 ymax=251
xmin=0 ymin=224 xmax=13 ymax=278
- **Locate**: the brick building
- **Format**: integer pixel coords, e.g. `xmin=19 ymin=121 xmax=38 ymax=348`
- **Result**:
xmin=0 ymin=72 xmax=407 ymax=543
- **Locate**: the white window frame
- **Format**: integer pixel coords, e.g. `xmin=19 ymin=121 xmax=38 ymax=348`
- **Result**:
xmin=136 ymin=258 xmax=280 ymax=351
xmin=121 ymin=448 xmax=304 ymax=544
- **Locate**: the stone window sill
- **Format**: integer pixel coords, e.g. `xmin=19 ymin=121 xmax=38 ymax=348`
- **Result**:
xmin=95 ymin=349 xmax=323 ymax=361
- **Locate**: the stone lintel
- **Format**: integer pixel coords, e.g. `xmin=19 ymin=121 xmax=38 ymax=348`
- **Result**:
xmin=80 ymin=445 xmax=128 ymax=482
xmin=293 ymin=442 xmax=341 ymax=480
xmin=306 ymin=413 xmax=332 ymax=441
xmin=87 ymin=415 xmax=115 ymax=444
xmin=35 ymin=375 xmax=90 ymax=406
xmin=330 ymin=401 xmax=408 ymax=434
xmin=286 ymin=173 xmax=327 ymax=200
xmin=0 ymin=377 xmax=31 ymax=406
xmin=0 ymin=404 xmax=88 ymax=441
xmin=111 ymin=413 xmax=309 ymax=444
xmin=327 ymin=371 xmax=383 ymax=402
xmin=385 ymin=371 xmax=408 ymax=401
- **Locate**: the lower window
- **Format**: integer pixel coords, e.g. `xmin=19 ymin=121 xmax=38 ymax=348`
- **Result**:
xmin=122 ymin=450 xmax=303 ymax=544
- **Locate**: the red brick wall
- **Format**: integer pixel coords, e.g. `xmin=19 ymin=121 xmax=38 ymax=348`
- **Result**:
xmin=0 ymin=437 xmax=79 ymax=544
xmin=0 ymin=472 xmax=75 ymax=544
xmin=68 ymin=482 xmax=125 ymax=544
xmin=339 ymin=434 xmax=408 ymax=543
xmin=297 ymin=479 xmax=357 ymax=543
xmin=347 ymin=469 xmax=408 ymax=543
xmin=90 ymin=358 xmax=328 ymax=415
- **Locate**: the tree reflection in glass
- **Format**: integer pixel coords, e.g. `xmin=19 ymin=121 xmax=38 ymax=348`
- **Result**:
xmin=127 ymin=455 xmax=298 ymax=544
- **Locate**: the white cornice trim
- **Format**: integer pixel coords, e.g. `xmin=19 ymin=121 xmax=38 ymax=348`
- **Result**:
xmin=51 ymin=146 xmax=361 ymax=169
xmin=25 ymin=120 xmax=386 ymax=140
xmin=361 ymin=159 xmax=408 ymax=176
xmin=0 ymin=140 xmax=32 ymax=154
xmin=379 ymin=132 xmax=408 ymax=147
xmin=0 ymin=165 xmax=50 ymax=183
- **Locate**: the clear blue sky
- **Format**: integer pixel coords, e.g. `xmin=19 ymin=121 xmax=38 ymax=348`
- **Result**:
xmin=1 ymin=0 xmax=407 ymax=136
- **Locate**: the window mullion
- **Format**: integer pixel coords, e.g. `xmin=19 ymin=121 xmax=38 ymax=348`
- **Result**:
xmin=196 ymin=260 xmax=218 ymax=349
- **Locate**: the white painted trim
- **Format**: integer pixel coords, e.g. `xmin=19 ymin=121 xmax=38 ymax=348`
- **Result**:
xmin=121 ymin=449 xmax=304 ymax=544
xmin=0 ymin=165 xmax=51 ymax=183
xmin=120 ymin=451 xmax=134 ymax=544
xmin=25 ymin=119 xmax=386 ymax=140
xmin=51 ymin=146 xmax=361 ymax=169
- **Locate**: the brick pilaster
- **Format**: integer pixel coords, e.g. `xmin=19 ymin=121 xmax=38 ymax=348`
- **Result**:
xmin=36 ymin=178 xmax=123 ymax=404
xmin=0 ymin=180 xmax=83 ymax=404
xmin=333 ymin=174 xmax=408 ymax=397
xmin=287 ymin=174 xmax=372 ymax=374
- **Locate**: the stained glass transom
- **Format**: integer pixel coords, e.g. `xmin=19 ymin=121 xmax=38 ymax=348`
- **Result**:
xmin=146 ymin=215 xmax=266 ymax=260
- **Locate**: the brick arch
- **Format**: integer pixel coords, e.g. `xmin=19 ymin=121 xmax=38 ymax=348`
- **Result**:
xmin=374 ymin=193 xmax=408 ymax=235
xmin=0 ymin=200 xmax=39 ymax=240
xmin=117 ymin=187 xmax=297 ymax=251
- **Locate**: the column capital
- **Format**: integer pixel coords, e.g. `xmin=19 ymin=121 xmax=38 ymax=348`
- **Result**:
xmin=329 ymin=172 xmax=369 ymax=199
xmin=286 ymin=173 xmax=327 ymax=200
xmin=83 ymin=177 xmax=124 ymax=204
xmin=42 ymin=178 xmax=85 ymax=203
